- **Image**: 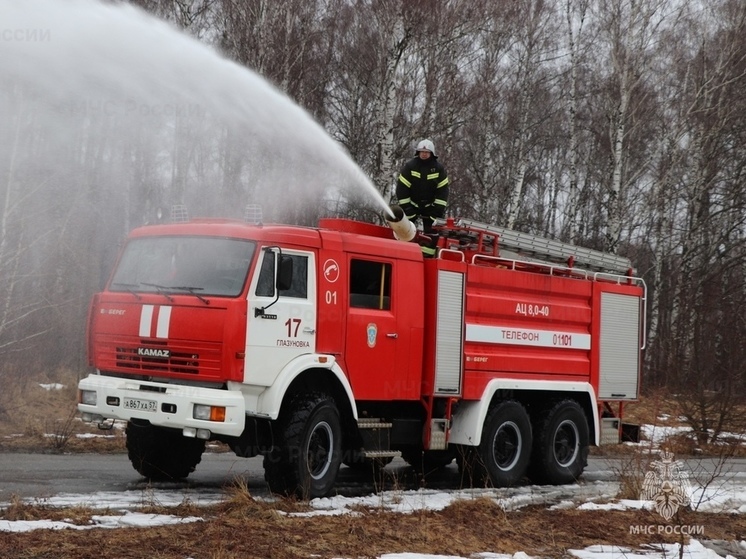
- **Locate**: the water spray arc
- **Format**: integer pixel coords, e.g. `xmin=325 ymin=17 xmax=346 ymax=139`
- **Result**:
xmin=1 ymin=0 xmax=390 ymax=220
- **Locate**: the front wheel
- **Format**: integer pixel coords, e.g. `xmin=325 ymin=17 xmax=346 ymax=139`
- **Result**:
xmin=476 ymin=401 xmax=532 ymax=487
xmin=528 ymin=399 xmax=589 ymax=485
xmin=126 ymin=420 xmax=205 ymax=481
xmin=264 ymin=393 xmax=342 ymax=499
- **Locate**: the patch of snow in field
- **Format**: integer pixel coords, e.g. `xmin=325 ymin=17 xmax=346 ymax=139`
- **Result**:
xmin=0 ymin=512 xmax=202 ymax=532
xmin=640 ymin=424 xmax=692 ymax=444
xmin=75 ymin=433 xmax=119 ymax=439
xmin=300 ymin=481 xmax=620 ymax=517
xmin=38 ymin=383 xmax=65 ymax=391
xmin=22 ymin=489 xmax=225 ymax=510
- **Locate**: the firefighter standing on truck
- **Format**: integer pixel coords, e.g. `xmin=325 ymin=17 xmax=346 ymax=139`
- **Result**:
xmin=396 ymin=139 xmax=449 ymax=257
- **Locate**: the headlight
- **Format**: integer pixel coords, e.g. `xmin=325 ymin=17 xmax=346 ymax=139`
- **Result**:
xmin=193 ymin=404 xmax=226 ymax=422
xmin=79 ymin=390 xmax=97 ymax=406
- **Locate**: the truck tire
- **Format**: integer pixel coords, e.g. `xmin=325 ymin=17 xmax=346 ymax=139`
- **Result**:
xmin=476 ymin=401 xmax=532 ymax=487
xmin=528 ymin=399 xmax=589 ymax=485
xmin=263 ymin=393 xmax=342 ymax=499
xmin=125 ymin=420 xmax=205 ymax=481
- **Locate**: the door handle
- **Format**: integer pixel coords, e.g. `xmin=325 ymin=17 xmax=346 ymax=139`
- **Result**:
xmin=386 ymin=333 xmax=398 ymax=339
xmin=303 ymin=327 xmax=316 ymax=334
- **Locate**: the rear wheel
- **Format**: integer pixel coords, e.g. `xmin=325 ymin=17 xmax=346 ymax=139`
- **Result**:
xmin=476 ymin=401 xmax=532 ymax=487
xmin=126 ymin=420 xmax=205 ymax=481
xmin=528 ymin=399 xmax=589 ymax=485
xmin=264 ymin=393 xmax=342 ymax=499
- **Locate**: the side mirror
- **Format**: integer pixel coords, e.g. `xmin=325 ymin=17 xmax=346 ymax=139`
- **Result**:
xmin=254 ymin=248 xmax=292 ymax=317
xmin=277 ymin=255 xmax=293 ymax=291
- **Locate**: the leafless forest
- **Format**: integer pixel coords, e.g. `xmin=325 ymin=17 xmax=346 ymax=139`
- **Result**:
xmin=1 ymin=0 xmax=745 ymax=440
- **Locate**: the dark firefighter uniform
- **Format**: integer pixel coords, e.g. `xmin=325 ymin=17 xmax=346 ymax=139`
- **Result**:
xmin=396 ymin=142 xmax=449 ymax=257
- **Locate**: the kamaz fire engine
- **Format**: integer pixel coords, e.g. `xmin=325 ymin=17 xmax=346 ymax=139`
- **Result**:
xmin=78 ymin=205 xmax=645 ymax=498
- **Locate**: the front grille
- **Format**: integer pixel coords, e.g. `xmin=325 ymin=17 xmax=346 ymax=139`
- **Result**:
xmin=96 ymin=335 xmax=222 ymax=379
xmin=115 ymin=346 xmax=200 ymax=374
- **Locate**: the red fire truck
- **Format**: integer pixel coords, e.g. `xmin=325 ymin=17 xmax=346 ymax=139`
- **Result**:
xmin=78 ymin=207 xmax=645 ymax=498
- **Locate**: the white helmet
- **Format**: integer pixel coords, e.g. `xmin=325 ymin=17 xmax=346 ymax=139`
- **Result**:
xmin=415 ymin=139 xmax=437 ymax=157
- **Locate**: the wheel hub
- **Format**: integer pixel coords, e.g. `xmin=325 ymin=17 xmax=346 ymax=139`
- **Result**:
xmin=492 ymin=421 xmax=522 ymax=471
xmin=307 ymin=421 xmax=334 ymax=480
xmin=553 ymin=419 xmax=580 ymax=467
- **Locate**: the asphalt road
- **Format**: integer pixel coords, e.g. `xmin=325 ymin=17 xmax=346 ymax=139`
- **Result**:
xmin=0 ymin=452 xmax=265 ymax=502
xmin=1 ymin=451 xmax=744 ymax=503
xmin=0 ymin=452 xmax=598 ymax=502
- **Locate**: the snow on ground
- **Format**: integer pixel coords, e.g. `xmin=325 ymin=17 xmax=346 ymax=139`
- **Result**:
xmin=3 ymin=479 xmax=746 ymax=557
xmin=0 ymin=512 xmax=202 ymax=533
xmin=38 ymin=383 xmax=65 ymax=391
xmin=641 ymin=424 xmax=746 ymax=447
xmin=4 ymin=424 xmax=746 ymax=558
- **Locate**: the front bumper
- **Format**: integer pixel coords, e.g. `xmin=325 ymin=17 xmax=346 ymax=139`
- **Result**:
xmin=77 ymin=373 xmax=246 ymax=437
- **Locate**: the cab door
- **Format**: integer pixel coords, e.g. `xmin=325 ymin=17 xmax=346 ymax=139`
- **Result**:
xmin=344 ymin=257 xmax=417 ymax=400
xmin=245 ymin=248 xmax=316 ymax=387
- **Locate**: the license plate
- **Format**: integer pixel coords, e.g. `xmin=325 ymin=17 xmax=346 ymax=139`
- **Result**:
xmin=123 ymin=397 xmax=157 ymax=412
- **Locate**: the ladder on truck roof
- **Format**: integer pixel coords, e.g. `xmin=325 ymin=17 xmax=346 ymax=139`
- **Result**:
xmin=437 ymin=217 xmax=634 ymax=275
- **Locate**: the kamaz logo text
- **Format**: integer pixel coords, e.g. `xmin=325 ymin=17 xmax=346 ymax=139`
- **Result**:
xmin=137 ymin=347 xmax=171 ymax=359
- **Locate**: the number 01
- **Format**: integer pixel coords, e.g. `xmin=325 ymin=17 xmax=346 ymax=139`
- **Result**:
xmin=325 ymin=290 xmax=337 ymax=304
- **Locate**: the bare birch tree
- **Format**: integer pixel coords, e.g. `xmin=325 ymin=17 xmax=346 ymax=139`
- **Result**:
xmin=562 ymin=0 xmax=590 ymax=242
xmin=504 ymin=0 xmax=561 ymax=230
xmin=592 ymin=0 xmax=671 ymax=253
xmin=371 ymin=2 xmax=410 ymax=202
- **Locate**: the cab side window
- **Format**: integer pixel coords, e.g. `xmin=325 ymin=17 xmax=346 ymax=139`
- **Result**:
xmin=349 ymin=259 xmax=391 ymax=310
xmin=255 ymin=251 xmax=308 ymax=299
xmin=255 ymin=252 xmax=276 ymax=297
xmin=282 ymin=255 xmax=307 ymax=298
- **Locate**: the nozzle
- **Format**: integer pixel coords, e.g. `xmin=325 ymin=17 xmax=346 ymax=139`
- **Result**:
xmin=386 ymin=205 xmax=405 ymax=223
xmin=385 ymin=205 xmax=416 ymax=242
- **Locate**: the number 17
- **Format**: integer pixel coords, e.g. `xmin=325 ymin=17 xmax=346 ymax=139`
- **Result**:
xmin=285 ymin=318 xmax=301 ymax=337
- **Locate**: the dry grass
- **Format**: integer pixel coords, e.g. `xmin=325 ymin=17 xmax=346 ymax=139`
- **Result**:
xmin=2 ymin=495 xmax=98 ymax=525
xmin=621 ymin=387 xmax=680 ymax=426
xmin=0 ymin=367 xmax=126 ymax=454
xmin=3 ymin=379 xmax=746 ymax=557
xmin=1 ymin=497 xmax=745 ymax=559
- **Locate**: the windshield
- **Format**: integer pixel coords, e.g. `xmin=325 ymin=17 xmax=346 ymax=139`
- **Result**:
xmin=110 ymin=236 xmax=255 ymax=297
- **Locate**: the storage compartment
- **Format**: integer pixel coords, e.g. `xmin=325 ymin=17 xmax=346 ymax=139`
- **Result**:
xmin=598 ymin=292 xmax=641 ymax=400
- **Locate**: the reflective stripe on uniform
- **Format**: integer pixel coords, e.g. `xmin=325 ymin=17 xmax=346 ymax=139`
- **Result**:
xmin=434 ymin=198 xmax=447 ymax=207
xmin=398 ymin=196 xmax=412 ymax=204
xmin=411 ymin=171 xmax=421 ymax=178
xmin=427 ymin=173 xmax=440 ymax=180
xmin=421 ymin=245 xmax=437 ymax=256
xmin=398 ymin=175 xmax=412 ymax=187
xmin=437 ymin=177 xmax=449 ymax=188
